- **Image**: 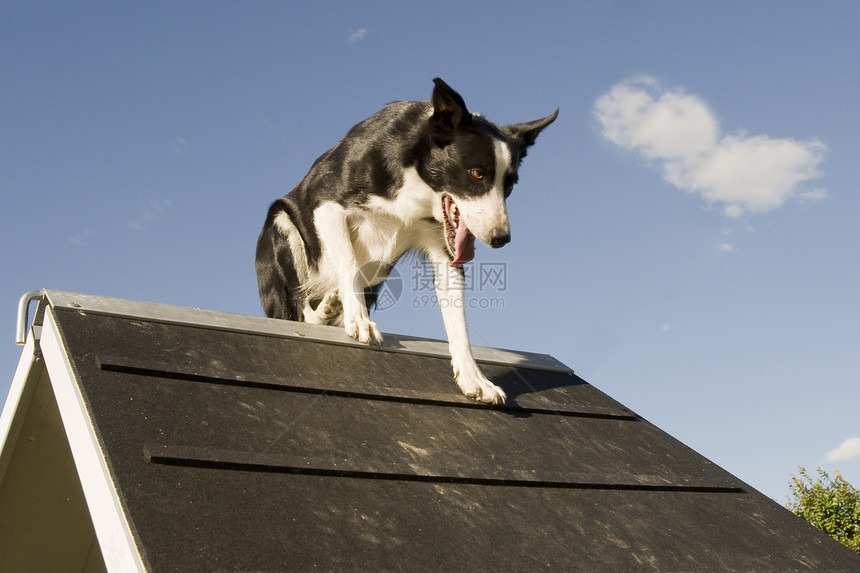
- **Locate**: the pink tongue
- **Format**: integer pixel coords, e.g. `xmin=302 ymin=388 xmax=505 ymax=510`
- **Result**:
xmin=451 ymin=217 xmax=476 ymax=268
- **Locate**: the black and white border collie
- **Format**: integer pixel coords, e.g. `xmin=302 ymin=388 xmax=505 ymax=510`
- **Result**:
xmin=256 ymin=78 xmax=557 ymax=404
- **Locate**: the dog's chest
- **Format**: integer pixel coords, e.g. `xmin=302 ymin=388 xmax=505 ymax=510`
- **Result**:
xmin=348 ymin=206 xmax=438 ymax=266
xmin=349 ymin=167 xmax=442 ymax=264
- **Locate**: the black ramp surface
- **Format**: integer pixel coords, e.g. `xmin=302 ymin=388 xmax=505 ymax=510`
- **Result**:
xmin=50 ymin=307 xmax=860 ymax=572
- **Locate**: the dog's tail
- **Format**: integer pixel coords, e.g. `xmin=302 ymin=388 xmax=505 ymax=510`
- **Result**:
xmin=256 ymin=202 xmax=303 ymax=321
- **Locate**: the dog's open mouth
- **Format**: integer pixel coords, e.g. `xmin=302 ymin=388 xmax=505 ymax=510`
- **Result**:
xmin=442 ymin=195 xmax=476 ymax=268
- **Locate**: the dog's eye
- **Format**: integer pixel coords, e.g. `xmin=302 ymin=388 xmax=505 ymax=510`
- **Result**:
xmin=469 ymin=168 xmax=485 ymax=181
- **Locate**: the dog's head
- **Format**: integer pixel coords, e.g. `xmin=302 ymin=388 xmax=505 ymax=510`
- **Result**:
xmin=423 ymin=78 xmax=558 ymax=267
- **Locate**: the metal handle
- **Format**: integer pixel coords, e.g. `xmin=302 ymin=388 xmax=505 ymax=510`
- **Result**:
xmin=16 ymin=290 xmax=44 ymax=345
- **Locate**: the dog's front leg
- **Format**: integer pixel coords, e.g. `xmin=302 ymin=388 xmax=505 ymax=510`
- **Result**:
xmin=314 ymin=203 xmax=383 ymax=345
xmin=429 ymin=253 xmax=506 ymax=404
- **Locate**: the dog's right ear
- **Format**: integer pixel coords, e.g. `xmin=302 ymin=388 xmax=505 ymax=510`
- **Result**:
xmin=431 ymin=78 xmax=472 ymax=144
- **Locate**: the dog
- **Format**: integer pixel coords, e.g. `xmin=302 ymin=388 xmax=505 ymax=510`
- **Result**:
xmin=256 ymin=78 xmax=557 ymax=404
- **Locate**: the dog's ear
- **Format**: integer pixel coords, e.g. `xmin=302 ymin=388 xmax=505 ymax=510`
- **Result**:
xmin=504 ymin=109 xmax=559 ymax=151
xmin=431 ymin=78 xmax=472 ymax=143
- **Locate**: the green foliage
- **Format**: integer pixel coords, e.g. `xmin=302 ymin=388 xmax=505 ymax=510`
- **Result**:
xmin=787 ymin=466 xmax=860 ymax=555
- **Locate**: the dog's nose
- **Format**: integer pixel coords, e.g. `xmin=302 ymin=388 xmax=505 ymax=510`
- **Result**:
xmin=489 ymin=232 xmax=511 ymax=248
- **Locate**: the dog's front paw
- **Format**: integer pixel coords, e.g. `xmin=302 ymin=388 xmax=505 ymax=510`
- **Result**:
xmin=344 ymin=313 xmax=383 ymax=346
xmin=455 ymin=369 xmax=507 ymax=405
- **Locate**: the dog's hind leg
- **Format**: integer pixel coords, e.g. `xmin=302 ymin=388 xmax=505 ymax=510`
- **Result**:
xmin=429 ymin=251 xmax=506 ymax=405
xmin=303 ymin=291 xmax=343 ymax=325
xmin=256 ymin=220 xmax=304 ymax=321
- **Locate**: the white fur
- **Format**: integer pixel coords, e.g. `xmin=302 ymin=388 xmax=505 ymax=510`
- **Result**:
xmin=494 ymin=139 xmax=513 ymax=191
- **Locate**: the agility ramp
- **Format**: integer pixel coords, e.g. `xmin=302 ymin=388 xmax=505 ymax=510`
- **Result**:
xmin=2 ymin=290 xmax=858 ymax=571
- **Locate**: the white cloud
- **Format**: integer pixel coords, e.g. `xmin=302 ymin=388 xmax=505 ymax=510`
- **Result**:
xmin=129 ymin=199 xmax=172 ymax=231
xmin=70 ymin=229 xmax=94 ymax=246
xmin=826 ymin=437 xmax=860 ymax=462
xmin=171 ymin=137 xmax=187 ymax=155
xmin=349 ymin=27 xmax=368 ymax=42
xmin=799 ymin=188 xmax=828 ymax=202
xmin=594 ymin=76 xmax=827 ymax=218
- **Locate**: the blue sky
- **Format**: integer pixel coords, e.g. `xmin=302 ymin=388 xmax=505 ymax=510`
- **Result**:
xmin=2 ymin=1 xmax=859 ymax=501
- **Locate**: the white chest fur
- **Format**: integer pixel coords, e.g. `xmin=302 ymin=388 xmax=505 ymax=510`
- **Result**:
xmin=352 ymin=167 xmax=442 ymax=265
xmin=308 ymin=167 xmax=443 ymax=293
